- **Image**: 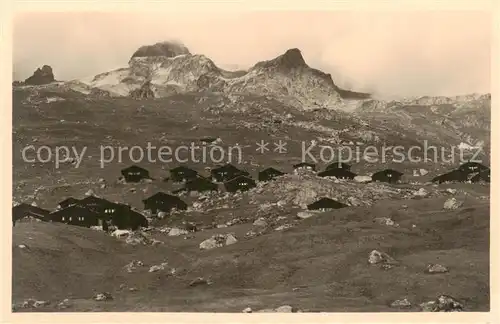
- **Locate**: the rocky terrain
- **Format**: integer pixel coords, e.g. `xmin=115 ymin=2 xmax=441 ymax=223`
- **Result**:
xmin=12 ymin=40 xmax=490 ymax=312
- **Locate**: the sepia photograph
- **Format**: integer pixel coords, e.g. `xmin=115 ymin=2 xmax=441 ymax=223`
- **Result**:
xmin=9 ymin=6 xmax=493 ymax=315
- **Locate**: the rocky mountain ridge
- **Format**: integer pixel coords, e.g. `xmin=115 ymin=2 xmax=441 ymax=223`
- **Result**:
xmin=13 ymin=65 xmax=56 ymax=86
xmin=11 ymin=41 xmax=490 ymax=150
xmin=57 ymin=42 xmax=371 ymax=109
xmin=14 ymin=41 xmax=489 ymax=114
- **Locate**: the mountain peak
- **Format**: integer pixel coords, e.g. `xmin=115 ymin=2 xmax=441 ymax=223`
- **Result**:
xmin=281 ymin=48 xmax=306 ymax=66
xmin=24 ymin=65 xmax=55 ymax=85
xmin=253 ymin=48 xmax=308 ymax=71
xmin=130 ymin=41 xmax=191 ymax=60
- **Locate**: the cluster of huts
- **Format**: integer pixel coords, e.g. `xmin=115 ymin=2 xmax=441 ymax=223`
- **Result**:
xmin=12 ymin=161 xmax=490 ymax=229
xmin=12 ymin=195 xmax=149 ymax=230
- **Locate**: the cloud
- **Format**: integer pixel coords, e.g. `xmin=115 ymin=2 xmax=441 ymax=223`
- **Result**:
xmin=13 ymin=11 xmax=491 ymax=97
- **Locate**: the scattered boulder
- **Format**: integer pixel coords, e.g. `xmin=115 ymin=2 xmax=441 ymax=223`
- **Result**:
xmin=412 ymin=169 xmax=429 ymax=177
xmin=374 ymin=217 xmax=397 ymax=227
xmin=242 ymin=307 xmax=252 ymax=313
xmin=93 ymin=292 xmax=113 ymax=301
xmin=158 ymin=226 xmax=172 ymax=233
xmin=151 ymin=238 xmax=164 ymax=245
xmin=168 ymin=228 xmax=189 ymax=236
xmin=274 ymin=305 xmax=294 ymax=312
xmin=124 ymin=260 xmax=144 ymax=273
xmin=184 ymin=221 xmax=198 ymax=232
xmin=274 ymin=223 xmax=295 ymax=231
xmin=297 ymin=211 xmax=315 ymax=219
xmin=157 ymin=211 xmax=168 ymax=219
xmin=16 ymin=298 xmax=50 ymax=310
xmin=57 ymin=299 xmax=71 ymax=309
xmin=443 ymin=198 xmax=463 ymax=210
xmin=199 ymin=233 xmax=238 ymax=250
xmin=256 ymin=305 xmax=299 ymax=312
xmin=347 ymin=196 xmax=363 ymax=206
xmin=24 ymin=65 xmax=55 ymax=85
xmin=368 ymin=250 xmax=398 ymax=267
xmin=148 ymin=262 xmax=169 ymax=273
xmin=276 ymin=200 xmax=287 ymax=207
xmin=413 ymin=188 xmax=429 ymax=198
xmin=125 ymin=231 xmax=154 ymax=245
xmin=90 ymin=88 xmax=111 ymax=97
xmin=253 ymin=217 xmax=268 ymax=226
xmin=244 ymin=229 xmax=265 ymax=239
xmin=445 ymin=188 xmax=457 ymax=195
xmin=189 ymin=277 xmax=211 ymax=287
xmin=390 ymin=298 xmax=412 ymax=308
xmin=225 ymin=233 xmax=238 ymax=245
xmin=111 ymin=229 xmax=132 ymax=238
xmin=419 ymin=295 xmax=463 ymax=312
xmin=354 ymin=175 xmax=372 ymax=183
xmin=425 ymin=264 xmax=449 ymax=274
xmin=226 ymin=218 xmax=247 ymax=227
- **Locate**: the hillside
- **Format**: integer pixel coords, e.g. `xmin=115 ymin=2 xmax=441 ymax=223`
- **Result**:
xmin=12 ymin=195 xmax=490 ymax=312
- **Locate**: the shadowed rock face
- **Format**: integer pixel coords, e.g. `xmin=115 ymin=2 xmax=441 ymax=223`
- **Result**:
xmin=254 ymin=48 xmax=308 ymax=71
xmin=130 ymin=80 xmax=155 ymax=99
xmin=24 ymin=65 xmax=55 ymax=85
xmin=130 ymin=41 xmax=191 ymax=60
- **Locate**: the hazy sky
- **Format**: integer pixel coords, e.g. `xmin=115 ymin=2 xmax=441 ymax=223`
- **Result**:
xmin=13 ymin=11 xmax=491 ymax=98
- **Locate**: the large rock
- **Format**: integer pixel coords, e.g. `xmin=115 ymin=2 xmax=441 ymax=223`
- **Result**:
xmin=368 ymin=250 xmax=397 ymax=265
xmin=124 ymin=260 xmax=144 ymax=273
xmin=253 ymin=217 xmax=268 ymax=226
xmin=425 ymin=264 xmax=449 ymax=274
xmin=93 ymin=292 xmax=113 ymax=301
xmin=390 ymin=298 xmax=412 ymax=308
xmin=413 ymin=188 xmax=429 ymax=198
xmin=199 ymin=233 xmax=238 ymax=250
xmin=256 ymin=305 xmax=299 ymax=313
xmin=419 ymin=295 xmax=463 ymax=312
xmin=125 ymin=231 xmax=153 ymax=245
xmin=297 ymin=211 xmax=315 ymax=219
xmin=148 ymin=262 xmax=169 ymax=273
xmin=354 ymin=175 xmax=372 ymax=183
xmin=24 ymin=65 xmax=55 ymax=85
xmin=443 ymin=198 xmax=463 ymax=210
xmin=168 ymin=228 xmax=189 ymax=236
